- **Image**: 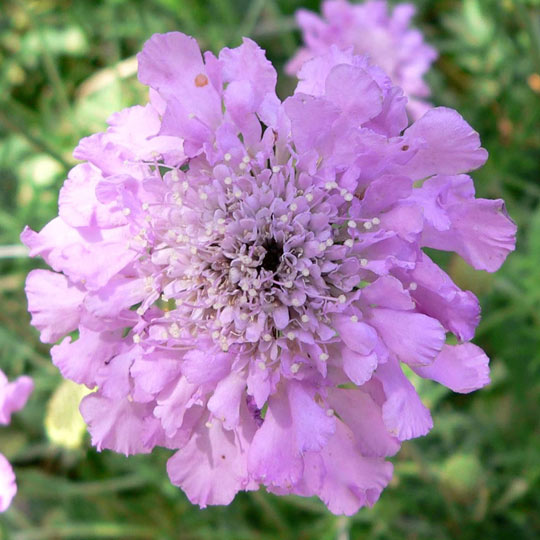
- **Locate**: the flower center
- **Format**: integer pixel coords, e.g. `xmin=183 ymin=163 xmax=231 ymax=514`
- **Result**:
xmin=260 ymin=238 xmax=283 ymax=273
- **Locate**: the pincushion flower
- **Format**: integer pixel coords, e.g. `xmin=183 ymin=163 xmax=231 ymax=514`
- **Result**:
xmin=0 ymin=370 xmax=33 ymax=511
xmin=23 ymin=32 xmax=515 ymax=515
xmin=286 ymin=0 xmax=437 ymax=120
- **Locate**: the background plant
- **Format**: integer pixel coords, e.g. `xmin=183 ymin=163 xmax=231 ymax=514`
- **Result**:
xmin=0 ymin=1 xmax=538 ymax=539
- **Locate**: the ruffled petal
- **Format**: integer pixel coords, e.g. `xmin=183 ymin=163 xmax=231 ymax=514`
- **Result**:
xmin=0 ymin=453 xmax=16 ymax=512
xmin=414 ymin=343 xmax=490 ymax=393
xmin=398 ymin=108 xmax=488 ymax=179
xmin=25 ymin=270 xmax=85 ymax=343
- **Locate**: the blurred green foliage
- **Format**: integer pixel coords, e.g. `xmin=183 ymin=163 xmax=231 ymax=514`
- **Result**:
xmin=0 ymin=0 xmax=539 ymax=538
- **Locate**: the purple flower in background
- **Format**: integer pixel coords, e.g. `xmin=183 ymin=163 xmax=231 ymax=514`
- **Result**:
xmin=287 ymin=0 xmax=437 ymax=120
xmin=0 ymin=370 xmax=33 ymax=512
xmin=23 ymin=32 xmax=515 ymax=514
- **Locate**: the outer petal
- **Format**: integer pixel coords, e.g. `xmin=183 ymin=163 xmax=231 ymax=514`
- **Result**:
xmin=0 ymin=373 xmax=34 ymax=425
xmin=284 ymin=94 xmax=339 ymax=155
xmin=398 ymin=108 xmax=488 ymax=179
xmin=414 ymin=343 xmax=490 ymax=393
xmin=399 ymin=253 xmax=480 ymax=341
xmin=153 ymin=377 xmax=198 ymax=439
xmin=182 ymin=347 xmax=233 ymax=386
xmin=369 ymin=308 xmax=445 ymax=367
xmin=324 ymin=64 xmax=383 ymax=124
xmin=137 ymin=32 xmax=221 ymax=127
xmin=207 ymin=372 xmax=246 ymax=430
xmin=248 ymin=383 xmax=335 ymax=487
xmin=423 ymin=198 xmax=517 ymax=272
xmin=328 ymin=387 xmax=400 ymax=457
xmin=167 ymin=417 xmax=253 ymax=508
xmin=302 ymin=422 xmax=393 ymax=515
xmin=51 ymin=327 xmax=122 ymax=387
xmin=0 ymin=454 xmax=16 ymax=512
xmin=80 ymin=393 xmax=151 ymax=456
xmin=375 ymin=357 xmax=433 ymax=440
xmin=25 ymin=270 xmax=85 ymax=343
xmin=342 ymin=348 xmax=378 ymax=386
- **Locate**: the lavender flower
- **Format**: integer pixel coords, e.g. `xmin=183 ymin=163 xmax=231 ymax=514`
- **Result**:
xmin=0 ymin=370 xmax=33 ymax=511
xmin=287 ymin=0 xmax=438 ymax=120
xmin=23 ymin=33 xmax=515 ymax=514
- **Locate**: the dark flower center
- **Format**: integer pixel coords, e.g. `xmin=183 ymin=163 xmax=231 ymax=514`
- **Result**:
xmin=260 ymin=238 xmax=283 ymax=273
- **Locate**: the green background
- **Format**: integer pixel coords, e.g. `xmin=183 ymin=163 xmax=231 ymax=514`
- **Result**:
xmin=0 ymin=0 xmax=539 ymax=538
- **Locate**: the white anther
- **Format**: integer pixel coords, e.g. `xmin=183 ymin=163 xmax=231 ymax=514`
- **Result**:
xmin=290 ymin=363 xmax=300 ymax=374
xmin=287 ymin=331 xmax=296 ymax=340
xmin=301 ymin=314 xmax=310 ymax=323
xmin=319 ymin=352 xmax=329 ymax=361
xmin=136 ymin=307 xmax=145 ymax=316
xmin=344 ymin=193 xmax=353 ymax=202
xmin=123 ymin=208 xmax=131 ymax=216
xmin=263 ymin=333 xmax=272 ymax=342
xmin=284 ymin=281 xmax=293 ymax=288
xmin=142 ymin=203 xmax=149 ymax=210
xmin=182 ymin=181 xmax=189 ymax=190
xmin=205 ymin=421 xmax=213 ymax=428
xmin=234 ymin=190 xmax=242 ymax=198
xmin=363 ymin=221 xmax=373 ymax=230
xmin=305 ymin=193 xmax=314 ymax=202
xmin=350 ymin=315 xmax=359 ymax=322
xmin=272 ymin=166 xmax=280 ymax=173
xmin=344 ymin=239 xmax=354 ymax=248
xmin=319 ymin=243 xmax=326 ymax=251
xmin=360 ymin=258 xmax=368 ymax=267
xmin=409 ymin=282 xmax=418 ymax=291
xmin=144 ymin=276 xmax=154 ymax=292
xmin=212 ymin=330 xmax=220 ymax=339
xmin=224 ymin=176 xmax=232 ymax=185
xmin=326 ymin=408 xmax=335 ymax=417
xmin=240 ymin=313 xmax=249 ymax=321
xmin=199 ymin=192 xmax=208 ymax=200
xmin=133 ymin=334 xmax=141 ymax=344
xmin=190 ymin=246 xmax=198 ymax=255
xmin=292 ymin=298 xmax=301 ymax=307
xmin=290 ymin=203 xmax=298 ymax=211
xmin=347 ymin=220 xmax=357 ymax=228
xmin=280 ymin=214 xmax=288 ymax=223
xmin=221 ymin=342 xmax=229 ymax=352
xmin=170 ymin=169 xmax=179 ymax=182
xmin=248 ymin=289 xmax=257 ymax=297
xmin=301 ymin=268 xmax=310 ymax=277
xmin=326 ymin=238 xmax=334 ymax=247
xmin=258 ymin=361 xmax=266 ymax=370
xmin=217 ymin=218 xmax=226 ymax=225
xmin=372 ymin=217 xmax=381 ymax=225
xmin=338 ymin=294 xmax=347 ymax=304
xmin=224 ymin=153 xmax=232 ymax=161
xmin=169 ymin=323 xmax=181 ymax=338
xmin=242 ymin=155 xmax=250 ymax=164
xmin=239 ymin=162 xmax=247 ymax=170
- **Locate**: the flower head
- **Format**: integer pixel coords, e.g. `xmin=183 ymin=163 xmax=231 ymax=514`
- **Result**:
xmin=0 ymin=370 xmax=33 ymax=512
xmin=23 ymin=32 xmax=515 ymax=514
xmin=287 ymin=0 xmax=438 ymax=120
